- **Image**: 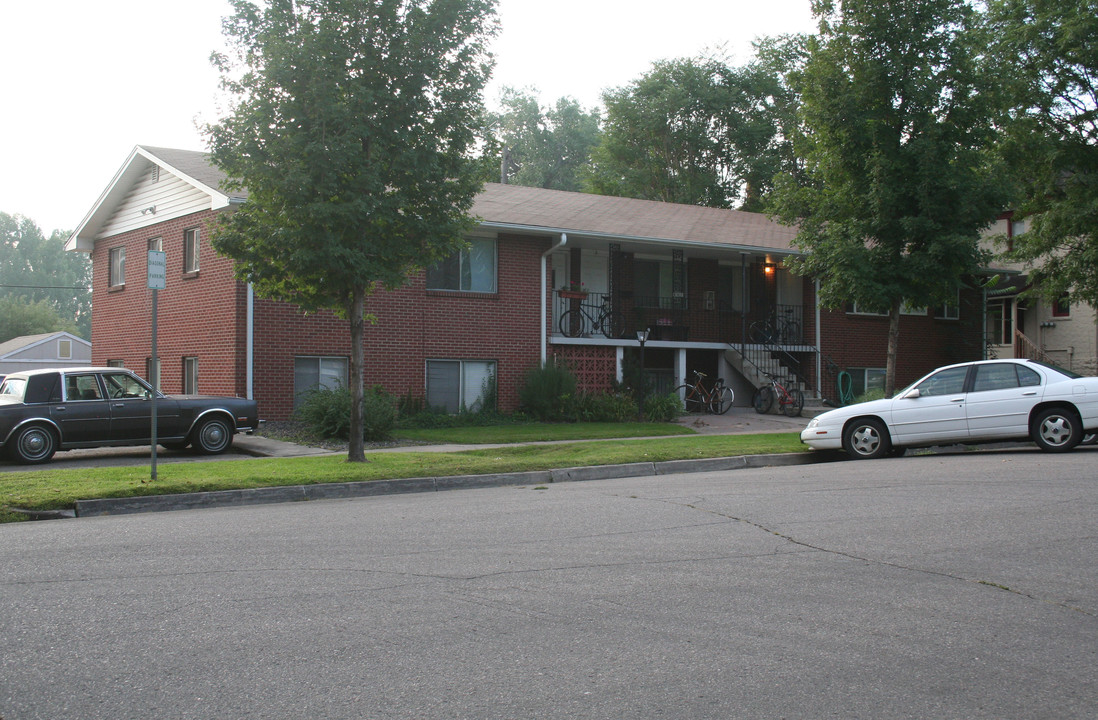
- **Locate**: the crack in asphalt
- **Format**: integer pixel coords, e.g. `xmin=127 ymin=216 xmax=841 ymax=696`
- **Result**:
xmin=657 ymin=496 xmax=1096 ymax=618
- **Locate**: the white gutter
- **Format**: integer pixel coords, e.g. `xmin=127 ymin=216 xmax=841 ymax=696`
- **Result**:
xmin=540 ymin=233 xmax=568 ymax=363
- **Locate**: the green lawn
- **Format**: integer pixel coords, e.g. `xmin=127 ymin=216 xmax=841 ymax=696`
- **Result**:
xmin=0 ymin=431 xmax=807 ymax=524
xmin=391 ymin=421 xmax=696 ymax=444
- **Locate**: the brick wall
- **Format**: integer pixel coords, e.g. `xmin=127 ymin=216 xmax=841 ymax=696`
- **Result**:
xmin=251 ymin=232 xmax=552 ymax=419
xmin=88 ymin=210 xmax=247 ymax=398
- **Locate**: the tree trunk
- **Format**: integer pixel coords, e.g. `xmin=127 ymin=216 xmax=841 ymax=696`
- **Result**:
xmin=885 ymin=298 xmax=902 ymax=397
xmin=347 ymin=285 xmax=367 ymax=463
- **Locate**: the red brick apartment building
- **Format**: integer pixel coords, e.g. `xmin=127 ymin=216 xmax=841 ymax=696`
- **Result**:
xmin=66 ymin=146 xmax=985 ymax=420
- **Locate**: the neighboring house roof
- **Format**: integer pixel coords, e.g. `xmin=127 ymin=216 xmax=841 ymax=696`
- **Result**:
xmin=66 ymin=145 xmax=799 ymax=256
xmin=0 ymin=332 xmax=91 ymax=372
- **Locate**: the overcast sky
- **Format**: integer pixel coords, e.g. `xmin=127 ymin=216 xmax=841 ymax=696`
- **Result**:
xmin=0 ymin=0 xmax=816 ymax=235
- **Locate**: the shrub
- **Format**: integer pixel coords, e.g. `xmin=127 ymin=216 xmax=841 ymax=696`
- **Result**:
xmin=644 ymin=392 xmax=684 ymax=422
xmin=519 ymin=360 xmax=577 ymax=421
xmin=571 ymin=391 xmax=638 ymax=422
xmin=295 ymin=385 xmax=396 ymax=441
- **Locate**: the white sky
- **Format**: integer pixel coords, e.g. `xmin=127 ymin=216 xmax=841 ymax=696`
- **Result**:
xmin=0 ymin=0 xmax=816 ymax=235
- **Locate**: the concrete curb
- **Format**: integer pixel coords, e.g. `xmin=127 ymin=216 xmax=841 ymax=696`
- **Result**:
xmin=71 ymin=451 xmax=832 ymax=518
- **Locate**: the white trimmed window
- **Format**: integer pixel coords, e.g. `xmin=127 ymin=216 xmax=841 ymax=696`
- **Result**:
xmin=426 ymin=237 xmax=496 ymax=292
xmin=109 ymin=247 xmax=126 ymax=287
xmin=426 ymin=360 xmax=496 ymax=413
xmin=58 ymin=339 xmax=72 ymax=359
xmin=183 ymin=357 xmax=199 ymax=394
xmin=184 ymin=228 xmax=200 ymax=273
xmin=294 ymin=356 xmax=349 ymax=409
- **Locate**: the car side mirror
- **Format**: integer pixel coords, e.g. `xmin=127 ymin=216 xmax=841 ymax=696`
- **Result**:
xmin=901 ymin=388 xmax=921 ymax=399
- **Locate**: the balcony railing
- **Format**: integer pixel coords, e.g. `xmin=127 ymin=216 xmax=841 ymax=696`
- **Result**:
xmin=552 ymin=291 xmax=809 ymax=347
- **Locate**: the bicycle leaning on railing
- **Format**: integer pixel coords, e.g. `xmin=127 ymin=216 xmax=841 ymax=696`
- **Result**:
xmin=749 ymin=307 xmax=802 ymax=345
xmin=559 ymin=294 xmax=625 ymax=338
xmin=752 ymin=372 xmax=804 ymax=417
xmin=675 ymin=370 xmax=734 ymax=415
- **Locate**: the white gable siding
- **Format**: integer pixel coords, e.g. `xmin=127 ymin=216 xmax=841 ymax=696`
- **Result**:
xmin=97 ymin=165 xmax=212 ymax=239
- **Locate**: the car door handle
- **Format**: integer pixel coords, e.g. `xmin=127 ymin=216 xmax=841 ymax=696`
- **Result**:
xmin=1023 ymin=391 xmax=1037 ymax=396
xmin=951 ymin=398 xmax=965 ymax=403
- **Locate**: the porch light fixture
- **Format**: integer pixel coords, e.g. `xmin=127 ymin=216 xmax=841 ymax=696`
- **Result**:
xmin=764 ymin=263 xmax=775 ymax=275
xmin=141 ymin=206 xmax=157 ymax=216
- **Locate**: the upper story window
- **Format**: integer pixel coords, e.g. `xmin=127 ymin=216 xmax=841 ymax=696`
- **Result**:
xmin=183 ymin=228 xmax=200 ymax=273
xmin=148 ymin=237 xmax=162 ymax=252
xmin=109 ymin=247 xmax=125 ymax=287
xmin=426 ymin=237 xmax=496 ymax=293
xmin=1052 ymin=293 xmax=1071 ymax=318
xmin=58 ymin=339 xmax=72 ymax=359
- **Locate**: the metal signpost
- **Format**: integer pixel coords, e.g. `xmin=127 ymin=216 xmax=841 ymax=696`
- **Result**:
xmin=147 ymin=250 xmax=166 ymax=481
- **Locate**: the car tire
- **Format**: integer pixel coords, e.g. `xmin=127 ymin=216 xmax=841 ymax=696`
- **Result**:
xmin=1032 ymin=407 xmax=1082 ymax=452
xmin=842 ymin=418 xmax=891 ymax=460
xmin=9 ymin=424 xmax=58 ymax=464
xmin=192 ymin=416 xmax=234 ymax=455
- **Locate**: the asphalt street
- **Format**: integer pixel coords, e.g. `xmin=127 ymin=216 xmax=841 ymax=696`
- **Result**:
xmin=1 ymin=449 xmax=1095 ymax=719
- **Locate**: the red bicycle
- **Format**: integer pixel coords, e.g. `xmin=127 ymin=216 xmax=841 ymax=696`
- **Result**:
xmin=752 ymin=372 xmax=804 ymax=417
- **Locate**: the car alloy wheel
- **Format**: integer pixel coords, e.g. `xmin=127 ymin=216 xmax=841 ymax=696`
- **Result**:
xmin=1033 ymin=408 xmax=1081 ymax=452
xmin=843 ymin=418 xmax=891 ymax=460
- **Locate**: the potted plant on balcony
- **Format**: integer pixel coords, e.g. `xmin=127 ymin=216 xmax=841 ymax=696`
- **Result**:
xmin=559 ymin=280 xmax=588 ymax=300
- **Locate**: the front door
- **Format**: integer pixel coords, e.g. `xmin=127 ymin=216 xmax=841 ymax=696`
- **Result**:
xmin=889 ymin=365 xmax=971 ymax=445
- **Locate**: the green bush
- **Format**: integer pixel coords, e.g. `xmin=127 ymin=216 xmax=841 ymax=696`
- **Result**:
xmin=519 ymin=360 xmax=577 ymax=421
xmin=571 ymin=391 xmax=638 ymax=422
xmin=644 ymin=392 xmax=684 ymax=422
xmin=295 ymin=385 xmax=396 ymax=441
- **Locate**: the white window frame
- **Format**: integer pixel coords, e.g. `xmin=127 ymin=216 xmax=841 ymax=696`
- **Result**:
xmin=145 ymin=357 xmax=161 ymax=391
xmin=58 ymin=339 xmax=72 ymax=359
xmin=183 ymin=357 xmax=199 ymax=394
xmin=109 ymin=246 xmax=126 ymax=287
xmin=426 ymin=237 xmax=497 ymax=293
xmin=426 ymin=359 xmax=496 ymax=414
xmin=183 ymin=228 xmax=200 ymax=273
xmin=293 ymin=356 xmax=349 ymax=409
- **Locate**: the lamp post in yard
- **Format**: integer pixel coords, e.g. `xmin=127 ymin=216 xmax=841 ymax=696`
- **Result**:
xmin=636 ymin=328 xmax=650 ymax=420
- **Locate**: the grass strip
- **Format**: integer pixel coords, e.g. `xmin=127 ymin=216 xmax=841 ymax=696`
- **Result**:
xmin=0 ymin=432 xmax=805 ymax=523
xmin=391 ymin=421 xmax=695 ymax=444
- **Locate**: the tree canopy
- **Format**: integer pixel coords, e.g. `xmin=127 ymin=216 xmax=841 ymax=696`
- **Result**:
xmin=770 ymin=0 xmax=1011 ymax=393
xmin=205 ymin=0 xmax=498 ymax=461
xmin=987 ymin=0 xmax=1098 ymax=307
xmin=0 ymin=212 xmax=90 ymax=341
xmin=485 ymin=87 xmax=601 ymax=191
xmin=583 ymin=48 xmax=802 ymax=211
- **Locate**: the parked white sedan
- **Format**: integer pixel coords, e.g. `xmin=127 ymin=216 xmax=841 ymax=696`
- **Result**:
xmin=802 ymin=359 xmax=1098 ymax=459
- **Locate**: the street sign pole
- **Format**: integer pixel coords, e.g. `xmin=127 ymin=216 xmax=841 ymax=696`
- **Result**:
xmin=148 ymin=251 xmax=166 ymax=482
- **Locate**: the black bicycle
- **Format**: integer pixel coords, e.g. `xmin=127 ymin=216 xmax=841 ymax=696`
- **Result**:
xmin=559 ymin=294 xmax=625 ymax=338
xmin=749 ymin=308 xmax=802 ymax=345
xmin=675 ymin=370 xmax=734 ymax=415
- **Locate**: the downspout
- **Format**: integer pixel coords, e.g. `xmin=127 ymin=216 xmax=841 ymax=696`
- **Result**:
xmin=815 ymin=278 xmax=822 ymax=399
xmin=541 ymin=233 xmax=568 ymax=364
xmin=247 ymin=283 xmax=254 ymax=400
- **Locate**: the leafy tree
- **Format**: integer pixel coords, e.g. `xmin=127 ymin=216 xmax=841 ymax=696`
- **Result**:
xmin=0 ymin=213 xmax=90 ymax=338
xmin=0 ymin=297 xmax=77 ymax=344
xmin=205 ymin=0 xmax=498 ymax=462
xmin=583 ymin=49 xmax=801 ymax=211
xmin=485 ymin=87 xmax=601 ymax=191
xmin=770 ymin=0 xmax=1011 ymax=394
xmin=987 ymin=0 xmax=1098 ymax=307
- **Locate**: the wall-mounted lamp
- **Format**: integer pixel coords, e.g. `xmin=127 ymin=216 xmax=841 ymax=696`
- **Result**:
xmin=764 ymin=263 xmax=776 ymax=275
xmin=141 ymin=206 xmax=157 ymax=216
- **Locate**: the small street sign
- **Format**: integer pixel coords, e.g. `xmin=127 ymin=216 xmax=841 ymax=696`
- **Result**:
xmin=147 ymin=250 xmax=167 ymax=290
